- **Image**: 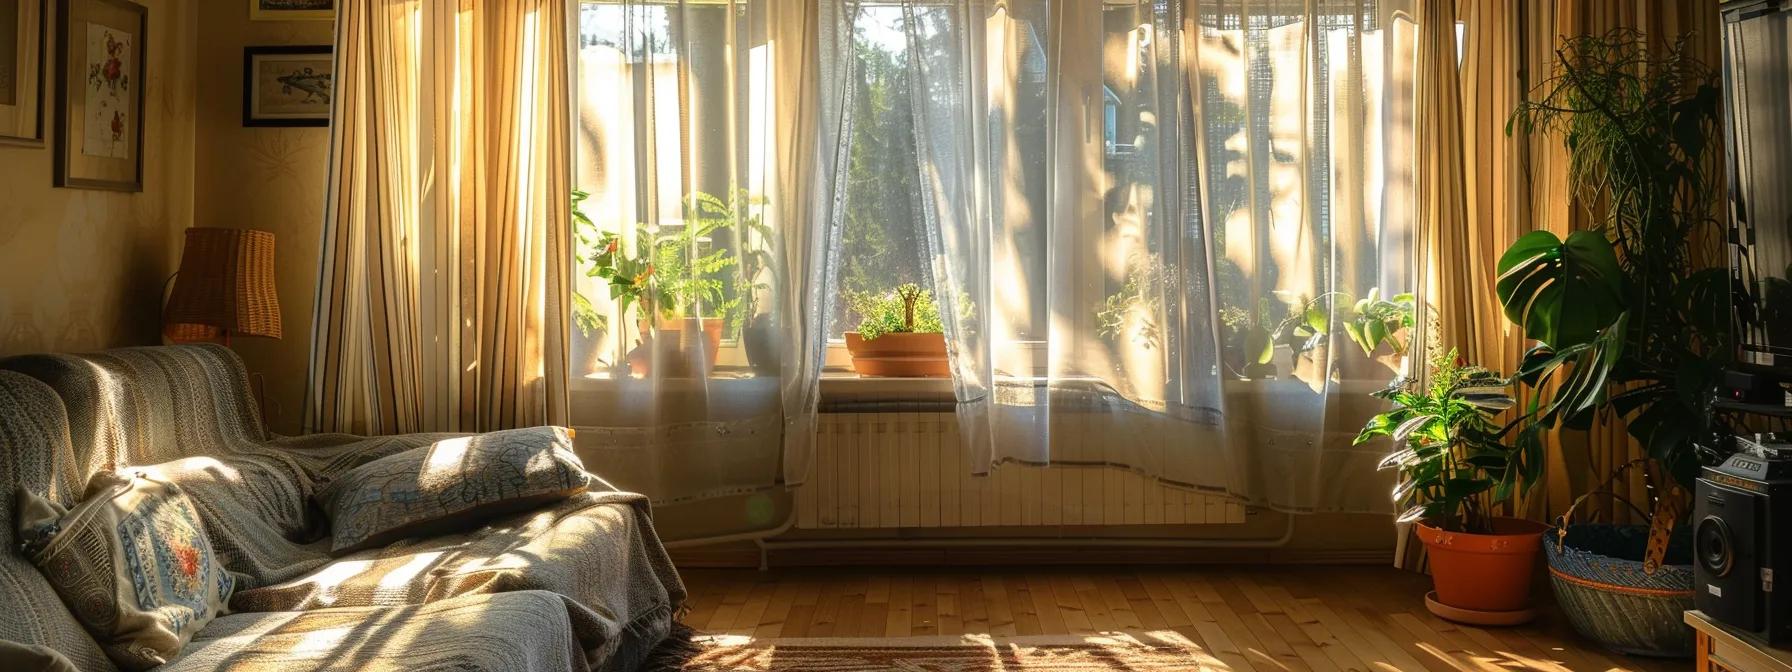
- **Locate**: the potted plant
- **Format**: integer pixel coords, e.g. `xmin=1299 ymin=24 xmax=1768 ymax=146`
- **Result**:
xmin=1495 ymin=29 xmax=1725 ymax=656
xmin=844 ymin=283 xmax=948 ymax=378
xmin=588 ymin=192 xmax=742 ymax=377
xmin=1357 ymin=350 xmax=1546 ymax=625
xmin=1273 ymin=288 xmax=1415 ymax=380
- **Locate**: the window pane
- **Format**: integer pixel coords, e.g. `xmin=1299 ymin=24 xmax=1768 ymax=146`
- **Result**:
xmin=835 ymin=5 xmax=930 ymax=338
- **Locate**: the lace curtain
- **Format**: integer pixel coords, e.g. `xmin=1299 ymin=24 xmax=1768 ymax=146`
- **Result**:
xmin=568 ymin=0 xmax=844 ymax=507
xmin=889 ymin=0 xmax=1420 ymax=513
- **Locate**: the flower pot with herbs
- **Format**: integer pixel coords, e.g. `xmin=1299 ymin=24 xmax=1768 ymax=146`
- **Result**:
xmin=1357 ymin=350 xmax=1546 ymax=625
xmin=845 ymin=283 xmax=948 ymax=378
xmin=585 ymin=191 xmax=747 ymax=378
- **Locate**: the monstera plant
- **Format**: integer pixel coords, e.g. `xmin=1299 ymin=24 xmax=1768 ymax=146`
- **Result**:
xmin=1496 ymin=29 xmax=1730 ymax=493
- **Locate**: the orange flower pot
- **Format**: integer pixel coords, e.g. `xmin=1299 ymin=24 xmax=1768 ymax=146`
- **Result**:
xmin=1417 ymin=517 xmax=1547 ymax=622
xmin=627 ymin=317 xmax=725 ymax=377
xmin=844 ymin=332 xmax=949 ymax=378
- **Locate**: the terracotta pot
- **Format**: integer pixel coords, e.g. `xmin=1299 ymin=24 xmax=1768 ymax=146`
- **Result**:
xmin=1418 ymin=517 xmax=1547 ymax=616
xmin=628 ymin=317 xmax=725 ymax=377
xmin=844 ymin=332 xmax=949 ymax=378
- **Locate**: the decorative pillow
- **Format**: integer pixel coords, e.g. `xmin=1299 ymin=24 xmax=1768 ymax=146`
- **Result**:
xmin=317 ymin=426 xmax=590 ymax=555
xmin=15 ymin=471 xmax=235 ymax=671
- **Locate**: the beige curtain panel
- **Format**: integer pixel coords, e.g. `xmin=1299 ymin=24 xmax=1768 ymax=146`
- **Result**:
xmin=307 ymin=0 xmax=573 ymax=435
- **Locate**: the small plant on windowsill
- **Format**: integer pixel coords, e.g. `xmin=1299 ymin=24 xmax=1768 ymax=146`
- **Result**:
xmin=586 ymin=192 xmax=742 ymax=378
xmin=1355 ymin=349 xmax=1547 ymax=625
xmin=844 ymin=283 xmax=948 ymax=378
xmin=1269 ymin=288 xmax=1415 ymax=379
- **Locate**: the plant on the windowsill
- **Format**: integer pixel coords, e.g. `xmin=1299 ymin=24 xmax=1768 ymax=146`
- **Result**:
xmin=1355 ymin=349 xmax=1546 ymax=623
xmin=844 ymin=283 xmax=948 ymax=378
xmin=587 ymin=191 xmax=742 ymax=377
xmin=1171 ymin=285 xmax=1413 ymax=381
xmin=1268 ymin=288 xmax=1414 ymax=379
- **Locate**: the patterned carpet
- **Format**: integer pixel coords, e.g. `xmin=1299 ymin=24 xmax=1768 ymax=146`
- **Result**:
xmin=645 ymin=631 xmax=1213 ymax=671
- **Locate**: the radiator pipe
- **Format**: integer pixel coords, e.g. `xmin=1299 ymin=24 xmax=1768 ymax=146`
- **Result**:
xmin=750 ymin=512 xmax=1296 ymax=567
xmin=668 ymin=509 xmax=1298 ymax=571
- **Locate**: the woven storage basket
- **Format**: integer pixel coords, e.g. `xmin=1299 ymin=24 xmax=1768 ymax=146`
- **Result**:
xmin=1544 ymin=524 xmax=1694 ymax=658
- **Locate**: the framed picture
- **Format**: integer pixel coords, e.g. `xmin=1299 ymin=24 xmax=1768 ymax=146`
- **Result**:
xmin=248 ymin=0 xmax=332 ymax=21
xmin=55 ymin=0 xmax=144 ymax=191
xmin=0 ymin=0 xmax=46 ymax=146
xmin=242 ymin=46 xmax=331 ymax=127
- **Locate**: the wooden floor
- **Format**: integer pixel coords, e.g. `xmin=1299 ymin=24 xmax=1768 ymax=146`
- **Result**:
xmin=678 ymin=565 xmax=1678 ymax=672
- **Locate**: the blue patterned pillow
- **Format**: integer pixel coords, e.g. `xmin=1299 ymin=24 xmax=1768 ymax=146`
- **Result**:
xmin=15 ymin=471 xmax=235 ymax=671
xmin=317 ymin=426 xmax=590 ymax=555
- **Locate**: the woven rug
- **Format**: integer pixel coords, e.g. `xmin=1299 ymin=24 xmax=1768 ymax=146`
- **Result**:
xmin=643 ymin=631 xmax=1217 ymax=671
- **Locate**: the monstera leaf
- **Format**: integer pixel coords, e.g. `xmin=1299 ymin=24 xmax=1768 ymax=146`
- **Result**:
xmin=1495 ymin=230 xmax=1626 ymax=348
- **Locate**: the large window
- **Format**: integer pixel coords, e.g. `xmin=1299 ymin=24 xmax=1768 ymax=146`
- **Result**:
xmin=572 ymin=1 xmax=769 ymax=377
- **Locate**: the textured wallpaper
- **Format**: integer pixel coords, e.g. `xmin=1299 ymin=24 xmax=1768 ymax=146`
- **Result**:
xmin=0 ymin=0 xmax=196 ymax=358
xmin=191 ymin=12 xmax=334 ymax=435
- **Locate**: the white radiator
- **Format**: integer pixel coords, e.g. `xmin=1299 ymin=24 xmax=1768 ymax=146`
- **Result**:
xmin=796 ymin=412 xmax=1247 ymax=529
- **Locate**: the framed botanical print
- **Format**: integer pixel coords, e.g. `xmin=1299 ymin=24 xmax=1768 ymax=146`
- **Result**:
xmin=248 ymin=0 xmax=333 ymax=21
xmin=0 ymin=0 xmax=44 ymax=145
xmin=54 ymin=0 xmax=145 ymax=191
xmin=242 ymin=46 xmax=331 ymax=127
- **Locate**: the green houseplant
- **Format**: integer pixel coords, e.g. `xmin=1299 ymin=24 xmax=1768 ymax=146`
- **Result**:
xmin=1494 ymin=29 xmax=1723 ymax=656
xmin=844 ymin=283 xmax=948 ymax=378
xmin=586 ymin=190 xmax=745 ymax=376
xmin=1357 ymin=350 xmax=1545 ymax=624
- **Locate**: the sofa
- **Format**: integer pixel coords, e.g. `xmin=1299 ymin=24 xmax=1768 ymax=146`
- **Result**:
xmin=0 ymin=345 xmax=686 ymax=671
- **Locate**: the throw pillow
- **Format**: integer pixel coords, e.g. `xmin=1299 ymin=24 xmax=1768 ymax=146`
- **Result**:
xmin=317 ymin=426 xmax=590 ymax=555
xmin=15 ymin=471 xmax=235 ymax=671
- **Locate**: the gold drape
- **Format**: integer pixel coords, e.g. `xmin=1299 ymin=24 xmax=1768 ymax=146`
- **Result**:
xmin=307 ymin=0 xmax=572 ymax=435
xmin=1429 ymin=0 xmax=1721 ymax=524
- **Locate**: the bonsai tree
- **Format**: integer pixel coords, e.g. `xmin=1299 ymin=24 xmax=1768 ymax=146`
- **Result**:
xmin=1357 ymin=349 xmax=1523 ymax=532
xmin=848 ymin=283 xmax=943 ymax=340
xmin=1496 ymin=29 xmax=1730 ymax=496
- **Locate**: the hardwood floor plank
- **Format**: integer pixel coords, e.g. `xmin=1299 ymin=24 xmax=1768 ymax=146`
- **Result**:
xmin=1049 ymin=573 xmax=1094 ymax=635
xmin=981 ymin=573 xmax=1020 ymax=636
xmin=885 ymin=575 xmax=912 ymax=637
xmin=753 ymin=578 xmax=800 ymax=638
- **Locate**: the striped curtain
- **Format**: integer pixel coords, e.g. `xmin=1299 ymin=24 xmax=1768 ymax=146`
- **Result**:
xmin=306 ymin=0 xmax=572 ymax=435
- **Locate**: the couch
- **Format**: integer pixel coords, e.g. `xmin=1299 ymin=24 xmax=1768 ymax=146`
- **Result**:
xmin=0 ymin=345 xmax=686 ymax=671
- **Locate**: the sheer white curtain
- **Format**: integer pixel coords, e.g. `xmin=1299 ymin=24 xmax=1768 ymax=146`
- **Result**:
xmin=568 ymin=0 xmax=846 ymax=508
xmin=894 ymin=0 xmax=1419 ymax=513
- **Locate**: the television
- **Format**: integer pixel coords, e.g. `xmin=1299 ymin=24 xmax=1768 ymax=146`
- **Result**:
xmin=1724 ymin=0 xmax=1792 ymax=372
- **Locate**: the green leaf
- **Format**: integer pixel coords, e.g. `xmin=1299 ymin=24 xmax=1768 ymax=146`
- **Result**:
xmin=1247 ymin=325 xmax=1274 ymax=365
xmin=1495 ymin=230 xmax=1626 ymax=347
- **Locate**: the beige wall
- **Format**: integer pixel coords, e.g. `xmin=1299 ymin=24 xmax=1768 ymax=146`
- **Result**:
xmin=0 ymin=0 xmax=197 ymax=358
xmin=191 ymin=8 xmax=334 ymax=435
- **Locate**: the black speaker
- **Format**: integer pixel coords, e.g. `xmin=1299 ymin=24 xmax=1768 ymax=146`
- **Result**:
xmin=1695 ymin=435 xmax=1792 ymax=645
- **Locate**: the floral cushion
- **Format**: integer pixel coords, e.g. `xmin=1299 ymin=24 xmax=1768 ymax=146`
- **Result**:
xmin=15 ymin=471 xmax=235 ymax=671
xmin=317 ymin=427 xmax=590 ymax=555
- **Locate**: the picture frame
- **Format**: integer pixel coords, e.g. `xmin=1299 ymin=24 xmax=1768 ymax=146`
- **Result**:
xmin=247 ymin=0 xmax=333 ymax=22
xmin=55 ymin=0 xmax=144 ymax=191
xmin=0 ymin=0 xmax=46 ymax=146
xmin=242 ymin=45 xmax=331 ymax=128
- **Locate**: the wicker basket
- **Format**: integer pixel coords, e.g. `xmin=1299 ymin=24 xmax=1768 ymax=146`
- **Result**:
xmin=1544 ymin=524 xmax=1694 ymax=658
